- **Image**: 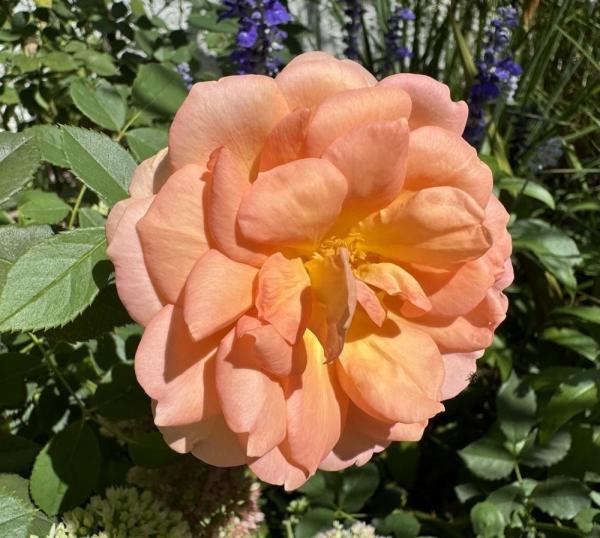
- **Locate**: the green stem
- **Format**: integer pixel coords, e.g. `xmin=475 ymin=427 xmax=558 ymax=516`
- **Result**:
xmin=67 ymin=184 xmax=87 ymax=230
xmin=533 ymin=522 xmax=584 ymax=537
xmin=116 ymin=110 xmax=142 ymax=142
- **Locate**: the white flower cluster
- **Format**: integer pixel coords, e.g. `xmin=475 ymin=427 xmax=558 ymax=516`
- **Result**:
xmin=316 ymin=521 xmax=386 ymax=538
xmin=47 ymin=486 xmax=192 ymax=538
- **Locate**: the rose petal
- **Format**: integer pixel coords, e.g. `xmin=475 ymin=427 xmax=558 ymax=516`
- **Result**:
xmin=191 ymin=414 xmax=247 ymax=467
xmin=135 ymin=304 xmax=221 ymax=426
xmin=259 ymin=107 xmax=311 ymax=171
xmin=441 ymin=350 xmax=484 ymax=400
xmin=275 ymin=53 xmax=376 ymax=110
xmin=249 ymin=446 xmax=308 ymax=491
xmin=405 ymin=127 xmax=492 ymax=208
xmin=285 ymin=330 xmax=348 ymax=474
xmin=137 ymin=164 xmax=210 ymax=303
xmin=183 ymin=249 xmax=258 ymax=341
xmin=305 ymin=248 xmax=357 ymax=360
xmin=106 ymin=196 xmax=163 ymax=326
xmin=355 ymin=280 xmax=386 ymax=327
xmin=256 ymin=253 xmax=311 ymax=344
xmin=304 ymin=85 xmax=411 ymax=157
xmin=323 ymin=119 xmax=409 ymax=218
xmin=237 ymin=158 xmax=348 ymax=251
xmin=169 ymin=75 xmax=289 ymax=171
xmin=379 ymin=73 xmax=468 ymax=134
xmin=362 ymin=186 xmax=492 ymax=268
xmin=337 ymin=314 xmax=444 ymax=423
xmin=208 ymin=147 xmax=269 ymax=267
xmin=129 ymin=148 xmax=172 ymax=198
xmin=216 ymin=330 xmax=287 ymax=458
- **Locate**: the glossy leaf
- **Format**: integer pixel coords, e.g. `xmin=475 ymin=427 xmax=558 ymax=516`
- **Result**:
xmin=69 ymin=80 xmax=127 ymax=131
xmin=0 ymin=132 xmax=41 ymax=204
xmin=531 ymin=476 xmax=590 ymax=520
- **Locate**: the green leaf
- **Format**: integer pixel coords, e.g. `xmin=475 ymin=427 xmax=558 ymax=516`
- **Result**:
xmin=541 ymin=327 xmax=599 ymax=362
xmin=126 ymin=128 xmax=168 ymax=161
xmin=552 ymin=306 xmax=600 ymax=325
xmin=552 ymin=426 xmax=600 ymax=480
xmin=511 ymin=219 xmax=582 ymax=289
xmin=41 ymin=51 xmax=78 ymax=72
xmin=46 ymin=283 xmax=131 ymax=342
xmin=450 ymin=18 xmax=477 ymax=83
xmin=0 ymin=474 xmax=52 ymax=538
xmin=70 ymin=80 xmax=127 ymax=131
xmin=0 ymin=475 xmax=37 ymax=538
xmin=459 ymin=435 xmax=515 ymax=481
xmin=187 ymin=13 xmax=237 ymax=33
xmin=487 ymin=484 xmax=526 ymax=527
xmin=521 ymin=430 xmax=572 ymax=468
xmin=62 ymin=127 xmax=136 ymax=206
xmin=295 ymin=508 xmax=337 ymax=538
xmin=574 ymin=507 xmax=600 ymax=534
xmin=0 ymin=435 xmax=40 ymax=473
xmin=377 ymin=510 xmax=421 ymax=538
xmin=338 ymin=463 xmax=379 ymax=512
xmin=298 ymin=472 xmax=336 ymax=507
xmin=91 ymin=363 xmax=148 ymax=419
xmin=470 ymin=501 xmax=506 ymax=538
xmin=18 ymin=190 xmax=70 ymax=225
xmin=539 ymin=369 xmax=600 ymax=442
xmin=0 ymin=132 xmax=41 ymax=204
xmin=30 ymin=421 xmax=101 ymax=516
xmin=497 ymin=372 xmax=537 ymax=443
xmin=74 ymin=49 xmax=118 ymax=77
xmin=77 ymin=207 xmax=106 ymax=228
xmin=497 ymin=176 xmax=555 ymax=209
xmin=132 ymin=63 xmax=187 ymax=117
xmin=0 ymin=225 xmax=53 ymax=292
xmin=127 ymin=432 xmax=179 ymax=469
xmin=27 ymin=125 xmax=69 ymax=168
xmin=0 ymin=352 xmax=44 ymax=408
xmin=0 ymin=228 xmax=110 ymax=332
xmin=531 ymin=476 xmax=591 ymax=520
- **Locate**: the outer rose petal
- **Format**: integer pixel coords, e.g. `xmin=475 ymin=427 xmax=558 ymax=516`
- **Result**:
xmin=169 ymin=75 xmax=289 ymax=171
xmin=275 ymin=52 xmax=376 ymax=110
xmin=135 ymin=304 xmax=220 ymax=426
xmin=216 ymin=330 xmax=287 ymax=457
xmin=323 ymin=119 xmax=409 ymax=218
xmin=137 ymin=164 xmax=210 ymax=303
xmin=305 ymin=248 xmax=357 ymax=360
xmin=405 ymin=127 xmax=492 ymax=208
xmin=285 ymin=330 xmax=348 ymax=475
xmin=379 ymin=73 xmax=468 ymax=134
xmin=191 ymin=414 xmax=247 ymax=467
xmin=106 ymin=196 xmax=163 ymax=326
xmin=362 ymin=186 xmax=492 ymax=267
xmin=249 ymin=446 xmax=308 ymax=491
xmin=183 ymin=249 xmax=258 ymax=341
xmin=208 ymin=148 xmax=269 ymax=267
xmin=237 ymin=158 xmax=348 ymax=251
xmin=128 ymin=147 xmax=172 ymax=198
xmin=337 ymin=314 xmax=444 ymax=424
xmin=304 ymin=85 xmax=411 ymax=157
xmin=441 ymin=350 xmax=484 ymax=400
xmin=105 ymin=198 xmax=133 ymax=245
xmin=259 ymin=107 xmax=311 ymax=171
xmin=256 ymin=253 xmax=311 ymax=344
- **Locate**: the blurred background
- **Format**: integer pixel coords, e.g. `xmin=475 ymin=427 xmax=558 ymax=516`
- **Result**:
xmin=0 ymin=0 xmax=599 ymax=537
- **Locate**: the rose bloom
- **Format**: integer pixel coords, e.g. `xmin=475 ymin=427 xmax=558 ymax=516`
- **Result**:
xmin=107 ymin=52 xmax=512 ymax=489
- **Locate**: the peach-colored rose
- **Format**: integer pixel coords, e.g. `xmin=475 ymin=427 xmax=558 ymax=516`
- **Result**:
xmin=107 ymin=52 xmax=512 ymax=489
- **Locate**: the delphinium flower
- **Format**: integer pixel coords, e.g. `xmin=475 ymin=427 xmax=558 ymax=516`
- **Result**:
xmin=177 ymin=63 xmax=194 ymax=90
xmin=128 ymin=459 xmax=264 ymax=536
xmin=48 ymin=487 xmax=191 ymax=538
xmin=218 ymin=0 xmax=291 ymax=75
xmin=528 ymin=136 xmax=563 ymax=173
xmin=316 ymin=521 xmax=384 ymax=538
xmin=383 ymin=5 xmax=415 ymax=73
xmin=464 ymin=6 xmax=523 ymax=147
xmin=341 ymin=0 xmax=364 ymax=60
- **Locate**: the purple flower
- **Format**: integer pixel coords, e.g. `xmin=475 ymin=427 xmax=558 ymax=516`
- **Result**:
xmin=341 ymin=0 xmax=364 ymax=60
xmin=219 ymin=0 xmax=291 ymax=75
xmin=465 ymin=5 xmax=522 ymax=147
xmin=176 ymin=63 xmax=193 ymax=90
xmin=382 ymin=5 xmax=415 ymax=73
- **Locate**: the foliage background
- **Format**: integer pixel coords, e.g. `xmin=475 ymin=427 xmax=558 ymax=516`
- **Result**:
xmin=0 ymin=0 xmax=599 ymax=536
